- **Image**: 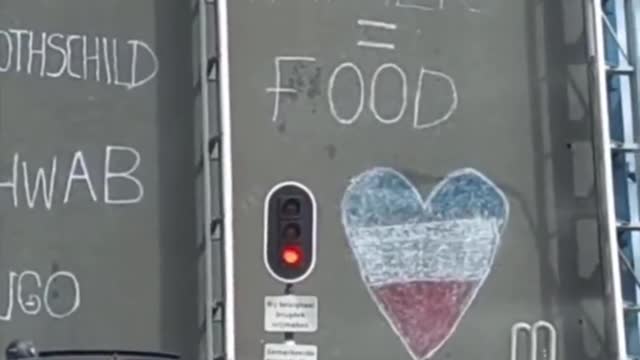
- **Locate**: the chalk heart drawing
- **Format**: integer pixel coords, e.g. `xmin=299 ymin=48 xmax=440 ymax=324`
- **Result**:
xmin=341 ymin=167 xmax=509 ymax=360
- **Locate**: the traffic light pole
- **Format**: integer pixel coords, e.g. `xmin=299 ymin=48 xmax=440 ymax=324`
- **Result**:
xmin=215 ymin=0 xmax=236 ymax=357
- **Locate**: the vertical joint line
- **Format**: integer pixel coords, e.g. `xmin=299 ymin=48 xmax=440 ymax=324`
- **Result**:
xmin=198 ymin=2 xmax=221 ymax=360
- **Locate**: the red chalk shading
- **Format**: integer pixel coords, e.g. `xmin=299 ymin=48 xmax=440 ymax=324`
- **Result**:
xmin=372 ymin=280 xmax=477 ymax=359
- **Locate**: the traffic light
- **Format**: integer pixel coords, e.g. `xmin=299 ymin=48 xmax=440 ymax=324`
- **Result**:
xmin=264 ymin=182 xmax=316 ymax=283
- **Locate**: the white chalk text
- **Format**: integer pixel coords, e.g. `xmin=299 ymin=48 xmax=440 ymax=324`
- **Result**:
xmin=0 ymin=145 xmax=144 ymax=210
xmin=0 ymin=28 xmax=158 ymax=90
xmin=0 ymin=270 xmax=80 ymax=321
xmin=267 ymin=57 xmax=458 ymax=129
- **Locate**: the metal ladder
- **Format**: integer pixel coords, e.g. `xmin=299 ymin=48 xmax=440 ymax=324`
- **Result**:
xmin=587 ymin=0 xmax=640 ymax=357
xmin=198 ymin=0 xmax=234 ymax=360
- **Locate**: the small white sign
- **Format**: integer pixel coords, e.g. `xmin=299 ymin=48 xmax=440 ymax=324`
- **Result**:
xmin=264 ymin=295 xmax=318 ymax=332
xmin=264 ymin=342 xmax=317 ymax=360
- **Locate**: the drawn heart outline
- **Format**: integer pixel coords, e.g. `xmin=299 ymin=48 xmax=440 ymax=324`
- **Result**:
xmin=341 ymin=167 xmax=509 ymax=360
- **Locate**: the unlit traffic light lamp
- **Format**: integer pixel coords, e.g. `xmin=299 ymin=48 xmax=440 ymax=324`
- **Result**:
xmin=282 ymin=223 xmax=301 ymax=240
xmin=264 ymin=182 xmax=316 ymax=283
xmin=281 ymin=198 xmax=301 ymax=218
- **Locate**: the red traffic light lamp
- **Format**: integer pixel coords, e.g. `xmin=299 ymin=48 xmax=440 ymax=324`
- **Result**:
xmin=281 ymin=244 xmax=303 ymax=267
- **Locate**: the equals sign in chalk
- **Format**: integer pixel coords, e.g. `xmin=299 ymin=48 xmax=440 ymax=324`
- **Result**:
xmin=356 ymin=19 xmax=398 ymax=50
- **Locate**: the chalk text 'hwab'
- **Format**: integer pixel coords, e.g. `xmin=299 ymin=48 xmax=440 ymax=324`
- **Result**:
xmin=0 ymin=145 xmax=144 ymax=210
xmin=0 ymin=29 xmax=158 ymax=90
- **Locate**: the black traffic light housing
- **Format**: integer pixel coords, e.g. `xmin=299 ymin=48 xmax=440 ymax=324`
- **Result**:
xmin=264 ymin=181 xmax=316 ymax=283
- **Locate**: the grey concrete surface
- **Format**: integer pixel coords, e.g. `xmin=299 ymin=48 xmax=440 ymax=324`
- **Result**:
xmin=227 ymin=0 xmax=610 ymax=360
xmin=0 ymin=1 xmax=200 ymax=358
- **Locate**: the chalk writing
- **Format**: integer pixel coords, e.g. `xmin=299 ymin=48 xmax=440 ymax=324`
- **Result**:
xmin=413 ymin=68 xmax=458 ymax=129
xmin=341 ymin=167 xmax=509 ymax=360
xmin=370 ymin=63 xmax=407 ymax=124
xmin=0 ymin=28 xmax=158 ymax=90
xmin=394 ymin=0 xmax=481 ymax=12
xmin=0 ymin=145 xmax=144 ymax=209
xmin=268 ymin=58 xmax=458 ymax=129
xmin=357 ymin=19 xmax=398 ymax=31
xmin=510 ymin=321 xmax=557 ymax=360
xmin=357 ymin=41 xmax=395 ymax=51
xmin=266 ymin=56 xmax=317 ymax=122
xmin=328 ymin=62 xmax=364 ymax=124
xmin=356 ymin=19 xmax=398 ymax=51
xmin=254 ymin=0 xmax=481 ymax=11
xmin=0 ymin=270 xmax=80 ymax=321
xmin=395 ymin=0 xmax=439 ymax=11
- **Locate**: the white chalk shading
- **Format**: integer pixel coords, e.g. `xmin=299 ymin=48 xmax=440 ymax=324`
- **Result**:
xmin=266 ymin=56 xmax=317 ymax=123
xmin=370 ymin=63 xmax=407 ymax=124
xmin=357 ymin=19 xmax=398 ymax=30
xmin=328 ymin=62 xmax=365 ymax=125
xmin=0 ymin=270 xmax=80 ymax=321
xmin=341 ymin=167 xmax=509 ymax=360
xmin=347 ymin=218 xmax=501 ymax=286
xmin=413 ymin=67 xmax=458 ymax=129
xmin=357 ymin=41 xmax=395 ymax=50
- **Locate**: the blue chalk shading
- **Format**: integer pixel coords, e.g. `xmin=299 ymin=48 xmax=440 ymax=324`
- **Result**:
xmin=341 ymin=167 xmax=509 ymax=232
xmin=427 ymin=170 xmax=508 ymax=229
xmin=342 ymin=169 xmax=424 ymax=228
